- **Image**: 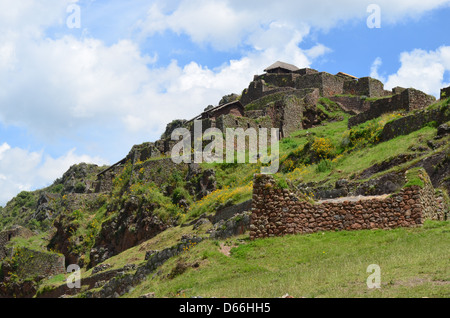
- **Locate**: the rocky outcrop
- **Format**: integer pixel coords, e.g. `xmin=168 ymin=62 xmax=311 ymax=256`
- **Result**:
xmin=88 ymin=196 xmax=171 ymax=268
xmin=185 ymin=164 xmax=217 ymax=200
xmin=87 ymin=235 xmax=204 ymax=298
xmin=209 ymin=212 xmax=251 ymax=240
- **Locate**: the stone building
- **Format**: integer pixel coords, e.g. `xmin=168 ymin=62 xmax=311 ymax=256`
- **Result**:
xmin=264 ymin=61 xmax=300 ymax=74
xmin=335 ymin=72 xmax=358 ymax=81
xmin=295 ymin=71 xmax=346 ymax=97
xmin=201 ymin=100 xmax=244 ymax=120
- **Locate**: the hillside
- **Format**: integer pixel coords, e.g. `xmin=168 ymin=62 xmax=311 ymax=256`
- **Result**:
xmin=0 ymin=64 xmax=449 ymax=298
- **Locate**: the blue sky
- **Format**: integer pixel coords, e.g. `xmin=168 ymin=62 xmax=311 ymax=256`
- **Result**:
xmin=1 ymin=0 xmax=450 ymax=206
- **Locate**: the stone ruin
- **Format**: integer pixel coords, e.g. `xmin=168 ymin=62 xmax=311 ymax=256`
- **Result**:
xmin=250 ymin=170 xmax=446 ymax=240
xmin=0 ymin=226 xmax=34 ymax=260
xmin=92 ymin=62 xmax=443 ymax=200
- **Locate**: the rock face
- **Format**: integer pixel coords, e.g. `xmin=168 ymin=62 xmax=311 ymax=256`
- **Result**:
xmin=47 ymin=214 xmax=80 ymax=266
xmin=88 ymin=196 xmax=171 ymax=268
xmin=160 ymin=119 xmax=188 ymax=140
xmin=441 ymin=86 xmax=450 ymax=99
xmin=210 ymin=212 xmax=251 ymax=240
xmin=53 ymin=163 xmax=105 ymax=194
xmin=219 ymin=93 xmax=240 ymax=106
xmin=186 ymin=164 xmax=217 ymax=200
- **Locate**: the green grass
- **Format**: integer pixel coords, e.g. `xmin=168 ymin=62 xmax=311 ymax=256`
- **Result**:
xmin=404 ymin=167 xmax=426 ymax=188
xmin=6 ymin=232 xmax=50 ymax=252
xmin=284 ymin=125 xmax=437 ymax=187
xmin=126 ymin=220 xmax=450 ymax=298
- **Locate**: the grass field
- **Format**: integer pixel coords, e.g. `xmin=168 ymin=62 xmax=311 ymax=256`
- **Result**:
xmin=126 ymin=220 xmax=450 ymax=298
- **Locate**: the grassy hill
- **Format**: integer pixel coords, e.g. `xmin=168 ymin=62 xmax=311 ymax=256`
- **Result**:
xmin=1 ymin=94 xmax=449 ymax=298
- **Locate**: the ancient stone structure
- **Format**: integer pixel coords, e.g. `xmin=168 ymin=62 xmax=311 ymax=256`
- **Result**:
xmin=8 ymin=247 xmax=65 ymax=278
xmin=104 ymin=62 xmax=432 ymax=167
xmin=201 ymin=100 xmax=244 ymax=120
xmin=329 ymin=95 xmax=371 ymax=114
xmin=0 ymin=226 xmax=34 ymax=260
xmin=380 ymin=105 xmax=450 ymax=142
xmin=348 ymin=88 xmax=436 ymax=128
xmin=264 ymin=61 xmax=300 ymax=74
xmin=343 ymin=77 xmax=390 ymax=98
xmin=295 ymin=72 xmax=345 ymax=97
xmin=250 ymin=171 xmax=442 ymax=240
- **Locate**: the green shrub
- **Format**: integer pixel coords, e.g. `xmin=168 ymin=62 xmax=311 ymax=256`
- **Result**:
xmin=50 ymin=184 xmax=64 ymax=194
xmin=74 ymin=182 xmax=86 ymax=193
xmin=316 ymin=159 xmax=333 ymax=173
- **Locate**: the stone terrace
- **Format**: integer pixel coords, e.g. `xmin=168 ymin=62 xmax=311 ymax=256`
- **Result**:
xmin=250 ymin=171 xmax=442 ymax=240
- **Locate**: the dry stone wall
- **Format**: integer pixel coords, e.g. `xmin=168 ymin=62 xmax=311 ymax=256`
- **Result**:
xmin=380 ymin=106 xmax=450 ymax=142
xmin=342 ymin=77 xmax=390 ymax=98
xmin=250 ymin=173 xmax=441 ymax=240
xmin=329 ymin=96 xmax=371 ymax=114
xmin=295 ymin=72 xmax=345 ymax=97
xmin=348 ymin=88 xmax=436 ymax=128
xmin=0 ymin=226 xmax=34 ymax=260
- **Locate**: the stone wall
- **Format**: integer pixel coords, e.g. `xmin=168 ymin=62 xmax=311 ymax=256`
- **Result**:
xmin=329 ymin=96 xmax=371 ymax=114
xmin=276 ymin=94 xmax=305 ymax=138
xmin=250 ymin=172 xmax=441 ymax=240
xmin=240 ymin=80 xmax=295 ymax=106
xmin=210 ymin=200 xmax=252 ymax=224
xmin=348 ymin=88 xmax=436 ymax=128
xmin=0 ymin=226 xmax=34 ymax=260
xmin=295 ymin=72 xmax=345 ymax=97
xmin=343 ymin=77 xmax=389 ymax=98
xmin=294 ymin=68 xmax=319 ymax=75
xmin=215 ymin=114 xmax=273 ymax=132
xmin=253 ymin=73 xmax=298 ymax=88
xmin=380 ymin=106 xmax=450 ymax=142
xmin=241 ymin=88 xmax=320 ymax=138
xmin=2 ymin=247 xmax=65 ymax=279
xmin=209 ymin=104 xmax=244 ymax=120
xmin=126 ymin=142 xmax=161 ymax=163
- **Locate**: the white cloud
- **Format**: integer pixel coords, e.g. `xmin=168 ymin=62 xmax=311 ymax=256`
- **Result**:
xmin=370 ymin=57 xmax=385 ymax=82
xmin=0 ymin=15 xmax=327 ymax=144
xmin=0 ymin=143 xmax=107 ymax=207
xmin=138 ymin=0 xmax=450 ymax=50
xmin=375 ymin=46 xmax=450 ymax=97
xmin=0 ymin=0 xmax=76 ymax=37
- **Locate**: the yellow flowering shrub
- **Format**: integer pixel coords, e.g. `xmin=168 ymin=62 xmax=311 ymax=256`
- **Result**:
xmin=311 ymin=137 xmax=335 ymax=159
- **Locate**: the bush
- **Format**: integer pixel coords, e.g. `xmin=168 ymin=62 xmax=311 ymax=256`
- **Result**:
xmin=50 ymin=184 xmax=64 ymax=194
xmin=74 ymin=182 xmax=86 ymax=194
xmin=316 ymin=159 xmax=333 ymax=173
xmin=311 ymin=137 xmax=335 ymax=159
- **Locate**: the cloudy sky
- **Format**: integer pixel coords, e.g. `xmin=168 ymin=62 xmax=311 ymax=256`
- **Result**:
xmin=1 ymin=0 xmax=450 ymax=206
